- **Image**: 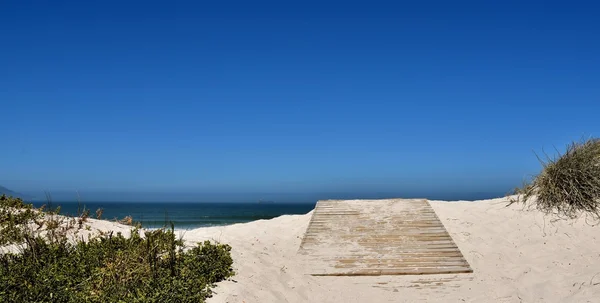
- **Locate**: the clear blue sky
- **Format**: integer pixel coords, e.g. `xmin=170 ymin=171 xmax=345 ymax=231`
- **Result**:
xmin=1 ymin=1 xmax=599 ymax=201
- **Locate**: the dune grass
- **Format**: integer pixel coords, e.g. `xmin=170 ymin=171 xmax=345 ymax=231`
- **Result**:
xmin=0 ymin=195 xmax=234 ymax=303
xmin=513 ymin=137 xmax=600 ymax=219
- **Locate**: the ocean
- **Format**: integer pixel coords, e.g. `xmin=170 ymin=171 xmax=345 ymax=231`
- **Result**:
xmin=31 ymin=201 xmax=316 ymax=230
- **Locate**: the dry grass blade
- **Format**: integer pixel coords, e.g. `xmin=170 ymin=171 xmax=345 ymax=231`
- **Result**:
xmin=513 ymin=137 xmax=600 ymax=219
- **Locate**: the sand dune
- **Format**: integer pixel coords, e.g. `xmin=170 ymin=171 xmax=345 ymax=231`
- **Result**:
xmin=12 ymin=197 xmax=597 ymax=302
xmin=179 ymin=196 xmax=600 ymax=303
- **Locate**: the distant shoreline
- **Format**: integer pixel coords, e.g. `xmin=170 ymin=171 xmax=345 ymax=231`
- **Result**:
xmin=29 ymin=200 xmax=316 ymax=230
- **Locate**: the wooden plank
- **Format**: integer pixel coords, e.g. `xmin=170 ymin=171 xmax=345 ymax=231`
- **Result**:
xmin=298 ymin=198 xmax=472 ymax=276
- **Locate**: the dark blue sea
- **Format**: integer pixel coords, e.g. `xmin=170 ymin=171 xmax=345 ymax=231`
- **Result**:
xmin=31 ymin=201 xmax=316 ymax=230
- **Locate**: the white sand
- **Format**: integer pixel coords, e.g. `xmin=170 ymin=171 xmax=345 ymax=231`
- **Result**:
xmin=178 ymin=197 xmax=600 ymax=303
xmin=0 ymin=212 xmax=134 ymax=254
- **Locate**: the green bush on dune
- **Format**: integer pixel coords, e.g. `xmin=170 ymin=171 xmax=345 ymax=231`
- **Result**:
xmin=0 ymin=195 xmax=234 ymax=303
xmin=513 ymin=137 xmax=600 ymax=219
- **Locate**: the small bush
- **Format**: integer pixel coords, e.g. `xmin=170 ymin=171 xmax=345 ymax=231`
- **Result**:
xmin=118 ymin=215 xmax=133 ymax=226
xmin=95 ymin=207 xmax=104 ymax=219
xmin=514 ymin=138 xmax=600 ymax=218
xmin=0 ymin=195 xmax=234 ymax=303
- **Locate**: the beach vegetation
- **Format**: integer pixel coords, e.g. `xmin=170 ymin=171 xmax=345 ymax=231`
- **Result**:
xmin=512 ymin=137 xmax=600 ymax=219
xmin=0 ymin=195 xmax=234 ymax=302
xmin=95 ymin=207 xmax=104 ymax=219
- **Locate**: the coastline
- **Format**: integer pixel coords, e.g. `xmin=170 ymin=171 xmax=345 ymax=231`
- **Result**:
xmin=29 ymin=201 xmax=316 ymax=230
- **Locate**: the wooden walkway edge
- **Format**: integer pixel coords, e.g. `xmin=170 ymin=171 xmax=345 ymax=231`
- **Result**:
xmin=298 ymin=199 xmax=472 ymax=276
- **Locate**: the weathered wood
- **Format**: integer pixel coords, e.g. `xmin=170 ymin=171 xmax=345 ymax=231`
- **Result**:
xmin=298 ymin=198 xmax=472 ymax=276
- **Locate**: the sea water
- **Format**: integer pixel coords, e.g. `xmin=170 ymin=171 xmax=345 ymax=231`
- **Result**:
xmin=31 ymin=201 xmax=316 ymax=230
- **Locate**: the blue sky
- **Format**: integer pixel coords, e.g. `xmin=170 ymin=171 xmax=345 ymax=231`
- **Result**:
xmin=1 ymin=1 xmax=599 ymax=201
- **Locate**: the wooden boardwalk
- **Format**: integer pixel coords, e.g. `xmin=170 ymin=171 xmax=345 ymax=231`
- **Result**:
xmin=298 ymin=199 xmax=472 ymax=276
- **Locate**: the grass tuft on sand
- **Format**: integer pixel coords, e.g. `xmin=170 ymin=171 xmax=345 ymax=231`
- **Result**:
xmin=513 ymin=137 xmax=600 ymax=219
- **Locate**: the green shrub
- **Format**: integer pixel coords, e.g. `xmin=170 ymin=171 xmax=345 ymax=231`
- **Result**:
xmin=0 ymin=195 xmax=234 ymax=303
xmin=513 ymin=138 xmax=600 ymax=218
xmin=0 ymin=195 xmax=43 ymax=246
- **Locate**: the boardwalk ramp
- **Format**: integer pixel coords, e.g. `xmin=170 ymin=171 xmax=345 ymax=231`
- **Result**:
xmin=298 ymin=199 xmax=472 ymax=276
